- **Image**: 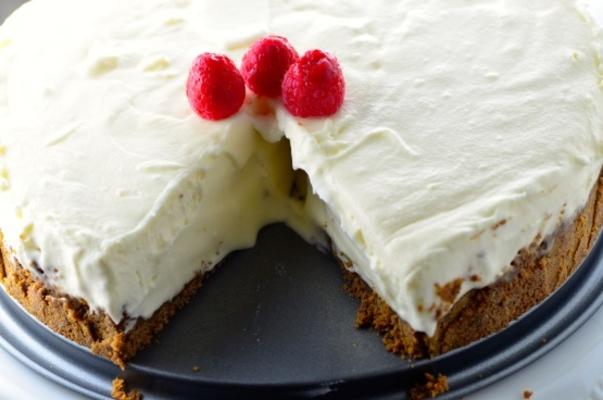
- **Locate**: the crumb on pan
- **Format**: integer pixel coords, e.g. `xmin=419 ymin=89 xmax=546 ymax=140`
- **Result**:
xmin=112 ymin=378 xmax=143 ymax=400
xmin=408 ymin=373 xmax=449 ymax=400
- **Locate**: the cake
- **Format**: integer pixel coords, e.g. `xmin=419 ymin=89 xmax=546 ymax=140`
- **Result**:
xmin=0 ymin=0 xmax=602 ymax=371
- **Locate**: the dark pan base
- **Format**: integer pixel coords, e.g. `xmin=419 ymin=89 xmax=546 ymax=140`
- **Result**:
xmin=1 ymin=223 xmax=603 ymax=399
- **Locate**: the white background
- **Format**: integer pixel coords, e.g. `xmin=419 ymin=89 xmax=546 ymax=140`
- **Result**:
xmin=0 ymin=2 xmax=602 ymax=400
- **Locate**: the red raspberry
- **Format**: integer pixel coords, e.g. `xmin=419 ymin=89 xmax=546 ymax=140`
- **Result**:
xmin=282 ymin=49 xmax=345 ymax=118
xmin=186 ymin=53 xmax=246 ymax=121
xmin=241 ymin=35 xmax=299 ymax=98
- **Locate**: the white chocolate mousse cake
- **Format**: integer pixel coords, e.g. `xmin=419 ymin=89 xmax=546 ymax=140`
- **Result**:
xmin=0 ymin=0 xmax=602 ymax=369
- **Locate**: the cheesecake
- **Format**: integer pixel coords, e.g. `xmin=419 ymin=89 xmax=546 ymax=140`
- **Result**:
xmin=0 ymin=0 xmax=602 ymax=368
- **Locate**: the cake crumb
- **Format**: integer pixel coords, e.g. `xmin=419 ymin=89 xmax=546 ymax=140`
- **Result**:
xmin=523 ymin=389 xmax=533 ymax=399
xmin=492 ymin=219 xmax=507 ymax=230
xmin=192 ymin=365 xmax=201 ymax=372
xmin=409 ymin=373 xmax=449 ymax=400
xmin=112 ymin=378 xmax=143 ymax=400
xmin=434 ymin=279 xmax=463 ymax=304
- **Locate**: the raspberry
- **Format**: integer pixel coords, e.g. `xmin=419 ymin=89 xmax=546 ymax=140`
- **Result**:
xmin=241 ymin=35 xmax=299 ymax=98
xmin=282 ymin=49 xmax=345 ymax=118
xmin=186 ymin=53 xmax=246 ymax=121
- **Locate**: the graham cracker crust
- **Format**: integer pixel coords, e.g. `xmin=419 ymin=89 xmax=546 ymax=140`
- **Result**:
xmin=345 ymin=173 xmax=603 ymax=359
xmin=0 ymin=239 xmax=206 ymax=369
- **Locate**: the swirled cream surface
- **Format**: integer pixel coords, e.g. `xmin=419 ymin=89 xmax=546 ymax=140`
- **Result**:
xmin=0 ymin=0 xmax=602 ymax=336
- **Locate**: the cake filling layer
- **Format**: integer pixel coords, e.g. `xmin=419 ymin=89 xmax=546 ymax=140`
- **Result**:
xmin=0 ymin=0 xmax=602 ymax=337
